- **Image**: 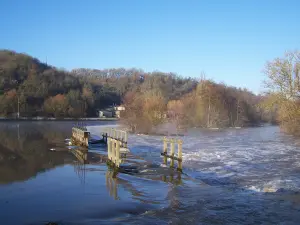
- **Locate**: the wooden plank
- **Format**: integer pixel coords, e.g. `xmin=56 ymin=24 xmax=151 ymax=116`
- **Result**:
xmin=160 ymin=152 xmax=182 ymax=162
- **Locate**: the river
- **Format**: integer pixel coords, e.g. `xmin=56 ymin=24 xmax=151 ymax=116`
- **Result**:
xmin=0 ymin=121 xmax=300 ymax=224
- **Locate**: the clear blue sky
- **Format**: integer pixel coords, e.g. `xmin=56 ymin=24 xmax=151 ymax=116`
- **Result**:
xmin=1 ymin=0 xmax=299 ymax=94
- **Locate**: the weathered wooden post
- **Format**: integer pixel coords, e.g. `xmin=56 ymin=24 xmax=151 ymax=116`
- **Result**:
xmin=177 ymin=139 xmax=183 ymax=172
xmin=170 ymin=138 xmax=175 ymax=157
xmin=112 ymin=139 xmax=116 ymax=163
xmin=178 ymin=161 xmax=182 ymax=172
xmin=163 ymin=155 xmax=167 ymax=165
xmin=84 ymin=131 xmax=89 ymax=147
xmin=115 ymin=140 xmax=120 ymax=167
xmin=163 ymin=137 xmax=168 ymax=165
xmin=170 ymin=139 xmax=175 ymax=168
xmin=107 ymin=137 xmax=112 ymax=160
xmin=163 ymin=137 xmax=168 ymax=155
xmin=124 ymin=131 xmax=128 ymax=148
xmin=177 ymin=139 xmax=183 ymax=160
xmin=170 ymin=158 xmax=175 ymax=168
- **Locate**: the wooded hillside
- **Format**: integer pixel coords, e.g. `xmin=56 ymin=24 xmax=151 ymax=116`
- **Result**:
xmin=0 ymin=50 xmax=274 ymax=132
xmin=0 ymin=50 xmax=198 ymax=117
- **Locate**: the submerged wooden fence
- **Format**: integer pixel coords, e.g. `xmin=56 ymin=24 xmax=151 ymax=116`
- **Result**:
xmin=102 ymin=128 xmax=128 ymax=147
xmin=161 ymin=137 xmax=183 ymax=172
xmin=107 ymin=137 xmax=122 ymax=167
xmin=103 ymin=128 xmax=129 ymax=168
xmin=70 ymin=126 xmax=184 ymax=172
xmin=71 ymin=127 xmax=90 ymax=147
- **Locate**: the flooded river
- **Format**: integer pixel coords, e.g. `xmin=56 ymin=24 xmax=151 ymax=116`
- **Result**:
xmin=0 ymin=121 xmax=300 ymax=224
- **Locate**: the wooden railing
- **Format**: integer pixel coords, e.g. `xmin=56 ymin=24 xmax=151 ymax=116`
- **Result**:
xmin=71 ymin=127 xmax=90 ymax=147
xmin=161 ymin=137 xmax=183 ymax=172
xmin=102 ymin=128 xmax=128 ymax=147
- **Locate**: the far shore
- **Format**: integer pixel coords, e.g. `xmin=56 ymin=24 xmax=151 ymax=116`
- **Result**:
xmin=0 ymin=117 xmax=119 ymax=121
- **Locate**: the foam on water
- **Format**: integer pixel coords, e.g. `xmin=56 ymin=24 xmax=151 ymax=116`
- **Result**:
xmin=88 ymin=125 xmax=300 ymax=193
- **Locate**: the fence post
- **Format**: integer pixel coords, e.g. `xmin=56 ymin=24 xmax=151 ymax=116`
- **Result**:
xmin=163 ymin=137 xmax=168 ymax=155
xmin=177 ymin=139 xmax=182 ymax=161
xmin=170 ymin=139 xmax=175 ymax=157
xmin=111 ymin=139 xmax=115 ymax=162
xmin=115 ymin=140 xmax=120 ymax=167
xmin=124 ymin=131 xmax=128 ymax=148
xmin=107 ymin=137 xmax=111 ymax=160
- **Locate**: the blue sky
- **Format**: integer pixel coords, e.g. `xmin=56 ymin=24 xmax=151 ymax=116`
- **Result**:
xmin=1 ymin=0 xmax=299 ymax=94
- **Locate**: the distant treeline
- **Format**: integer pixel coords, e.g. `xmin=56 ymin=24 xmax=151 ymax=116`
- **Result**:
xmin=0 ymin=50 xmax=276 ymax=133
xmin=121 ymin=78 xmax=276 ymax=133
xmin=0 ymin=50 xmax=197 ymax=118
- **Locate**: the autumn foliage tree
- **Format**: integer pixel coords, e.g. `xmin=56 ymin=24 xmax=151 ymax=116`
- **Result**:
xmin=43 ymin=94 xmax=68 ymax=117
xmin=121 ymin=90 xmax=166 ymax=134
xmin=262 ymin=50 xmax=300 ymax=135
xmin=0 ymin=89 xmax=19 ymax=116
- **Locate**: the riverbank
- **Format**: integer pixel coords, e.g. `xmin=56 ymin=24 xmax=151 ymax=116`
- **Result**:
xmin=0 ymin=117 xmax=119 ymax=121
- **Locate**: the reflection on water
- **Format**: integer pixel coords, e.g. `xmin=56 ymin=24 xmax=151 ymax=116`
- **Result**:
xmin=105 ymin=169 xmax=119 ymax=200
xmin=1 ymin=122 xmax=300 ymax=225
xmin=0 ymin=122 xmax=74 ymax=184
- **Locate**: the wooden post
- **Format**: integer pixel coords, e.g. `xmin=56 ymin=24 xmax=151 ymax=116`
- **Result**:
xmin=170 ymin=139 xmax=175 ymax=157
xmin=170 ymin=158 xmax=175 ymax=168
xmin=177 ymin=139 xmax=182 ymax=161
xmin=115 ymin=140 xmax=120 ymax=167
xmin=177 ymin=139 xmax=183 ymax=172
xmin=163 ymin=137 xmax=167 ymax=155
xmin=124 ymin=131 xmax=128 ymax=147
xmin=112 ymin=139 xmax=116 ymax=163
xmin=107 ymin=137 xmax=111 ymax=160
xmin=110 ymin=139 xmax=113 ymax=162
xmin=163 ymin=155 xmax=167 ymax=165
xmin=177 ymin=161 xmax=182 ymax=172
xmin=84 ymin=131 xmax=89 ymax=147
xmin=85 ymin=136 xmax=88 ymax=147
